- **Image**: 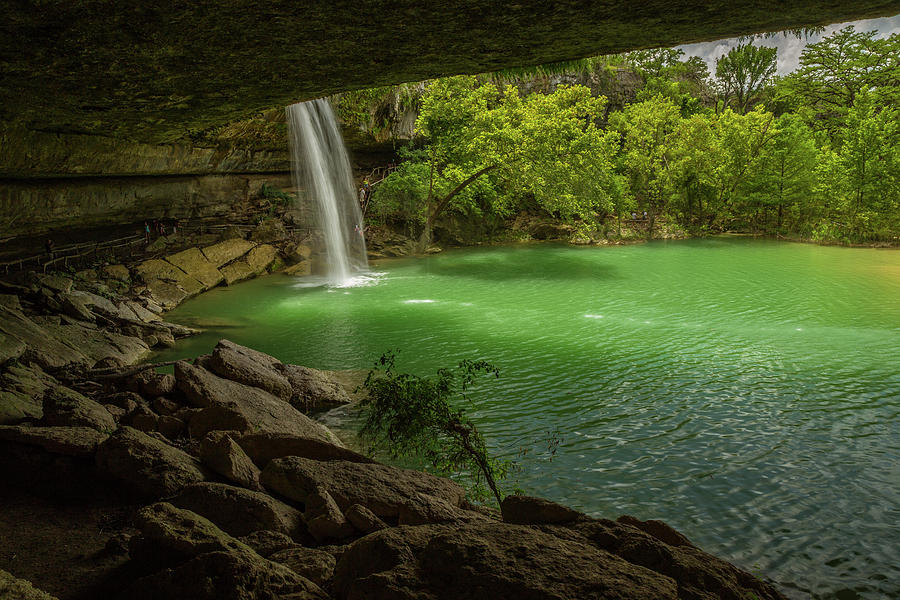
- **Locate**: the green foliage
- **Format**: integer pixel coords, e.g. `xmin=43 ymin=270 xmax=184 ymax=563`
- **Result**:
xmin=715 ymin=43 xmax=777 ymax=114
xmin=775 ymin=27 xmax=900 ymax=137
xmin=359 ymin=353 xmax=510 ymax=506
xmin=260 ymin=183 xmax=294 ymax=205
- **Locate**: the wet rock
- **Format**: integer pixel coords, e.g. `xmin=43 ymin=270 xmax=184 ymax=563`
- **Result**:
xmin=144 ymin=279 xmax=189 ymax=310
xmin=174 ymin=361 xmax=341 ymax=445
xmin=282 ymin=261 xmax=311 ymax=276
xmin=0 ymin=425 xmax=107 ymax=456
xmin=165 ymin=247 xmax=225 ymax=289
xmin=238 ymin=431 xmax=371 ymax=469
xmin=42 ymin=384 xmax=117 ymax=432
xmin=278 ymin=363 xmax=351 ymax=413
xmin=344 ymin=504 xmax=386 ymax=534
xmin=561 ymin=516 xmax=788 ymax=600
xmin=500 ymin=495 xmax=584 ymax=525
xmin=201 ymin=239 xmax=256 ymax=268
xmin=172 ymin=482 xmax=306 ymax=540
xmin=333 ymin=522 xmax=679 ymax=600
xmin=199 ymin=431 xmax=263 ymax=491
xmin=239 ymin=530 xmax=297 ymax=558
xmin=304 ymin=487 xmax=354 ymax=542
xmin=616 ymin=515 xmax=693 ymax=547
xmin=96 ymin=426 xmax=207 ymax=498
xmin=269 ymin=546 xmax=336 ymax=588
xmin=207 ymin=340 xmax=293 ymax=401
xmin=261 ymin=456 xmax=465 ymax=519
xmin=0 ymin=568 xmax=59 ymax=600
xmin=246 ymin=244 xmax=278 ymax=274
xmin=125 ymin=300 xmax=162 ymax=323
xmin=219 ymin=260 xmax=255 ymax=285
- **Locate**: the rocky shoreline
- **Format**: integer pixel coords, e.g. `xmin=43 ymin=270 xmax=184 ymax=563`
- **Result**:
xmin=1 ymin=231 xmax=787 ymax=599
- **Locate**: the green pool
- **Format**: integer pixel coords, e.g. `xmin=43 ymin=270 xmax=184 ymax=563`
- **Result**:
xmin=157 ymin=237 xmax=900 ymax=599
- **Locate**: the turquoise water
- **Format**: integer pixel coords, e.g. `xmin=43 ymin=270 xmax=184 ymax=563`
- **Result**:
xmin=158 ymin=238 xmax=900 ymax=599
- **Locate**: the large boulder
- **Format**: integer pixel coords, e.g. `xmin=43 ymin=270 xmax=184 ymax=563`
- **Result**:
xmin=201 ymin=239 xmax=256 ymax=269
xmin=304 ymin=487 xmax=354 ymax=542
xmin=278 ymin=364 xmax=351 ymax=413
xmin=122 ymin=549 xmax=328 ymax=600
xmin=143 ymin=279 xmax=189 ymax=310
xmin=564 ymin=515 xmax=788 ymax=600
xmin=0 ymin=569 xmax=59 ymax=600
xmin=199 ymin=430 xmax=263 ymax=490
xmin=95 ymin=426 xmax=208 ymax=498
xmin=171 ymin=482 xmax=306 ymax=540
xmin=174 ymin=361 xmax=342 ymax=445
xmin=0 ymin=425 xmax=107 ymax=456
xmin=165 ymin=247 xmax=225 ymax=289
xmin=35 ymin=320 xmax=150 ymax=366
xmin=500 ymin=495 xmax=584 ymax=525
xmin=260 ymin=456 xmax=466 ymax=519
xmin=124 ymin=502 xmax=327 ymax=600
xmin=207 ymin=340 xmax=293 ymax=401
xmin=0 ymin=304 xmax=89 ymax=369
xmin=269 ymin=547 xmax=336 ymax=588
xmin=0 ymin=364 xmax=52 ymax=424
xmin=0 ymin=331 xmax=26 ymax=366
xmin=238 ymin=431 xmax=371 ymax=469
xmin=129 ymin=501 xmax=258 ymax=566
xmin=219 ymin=260 xmax=256 ymax=286
xmin=42 ymin=385 xmax=117 ymax=433
xmin=246 ymin=244 xmax=278 ymax=274
xmin=332 ymin=522 xmax=679 ymax=600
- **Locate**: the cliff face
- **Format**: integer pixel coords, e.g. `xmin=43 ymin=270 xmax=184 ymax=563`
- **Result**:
xmin=1 ymin=1 xmax=895 ymax=145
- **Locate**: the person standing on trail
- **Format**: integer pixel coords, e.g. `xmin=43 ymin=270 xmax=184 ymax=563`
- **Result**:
xmin=144 ymin=221 xmax=150 ymax=242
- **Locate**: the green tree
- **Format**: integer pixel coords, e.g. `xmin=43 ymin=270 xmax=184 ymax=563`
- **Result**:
xmin=391 ymin=76 xmax=618 ymax=250
xmin=817 ymin=91 xmax=900 ymax=239
xmin=777 ymin=27 xmax=900 ymax=136
xmin=358 ymin=353 xmax=509 ymax=506
xmin=742 ymin=113 xmax=818 ymax=231
xmin=715 ymin=43 xmax=777 ymax=114
xmin=612 ymin=94 xmax=682 ymax=237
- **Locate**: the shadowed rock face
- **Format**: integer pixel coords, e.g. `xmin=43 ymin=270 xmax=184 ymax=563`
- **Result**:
xmin=1 ymin=1 xmax=896 ymax=144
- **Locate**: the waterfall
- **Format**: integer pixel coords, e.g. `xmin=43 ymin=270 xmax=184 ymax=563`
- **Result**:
xmin=286 ymin=99 xmax=368 ymax=286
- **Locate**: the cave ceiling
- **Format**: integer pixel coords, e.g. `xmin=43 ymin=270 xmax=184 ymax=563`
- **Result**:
xmin=2 ymin=0 xmax=899 ymax=144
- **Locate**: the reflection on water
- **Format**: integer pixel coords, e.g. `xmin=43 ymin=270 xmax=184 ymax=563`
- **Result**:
xmin=157 ymin=239 xmax=900 ymax=600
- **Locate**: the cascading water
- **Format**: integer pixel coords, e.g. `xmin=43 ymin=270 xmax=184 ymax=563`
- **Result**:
xmin=286 ymin=99 xmax=368 ymax=286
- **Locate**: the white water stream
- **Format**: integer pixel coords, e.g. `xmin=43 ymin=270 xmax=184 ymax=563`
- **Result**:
xmin=286 ymin=99 xmax=368 ymax=286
